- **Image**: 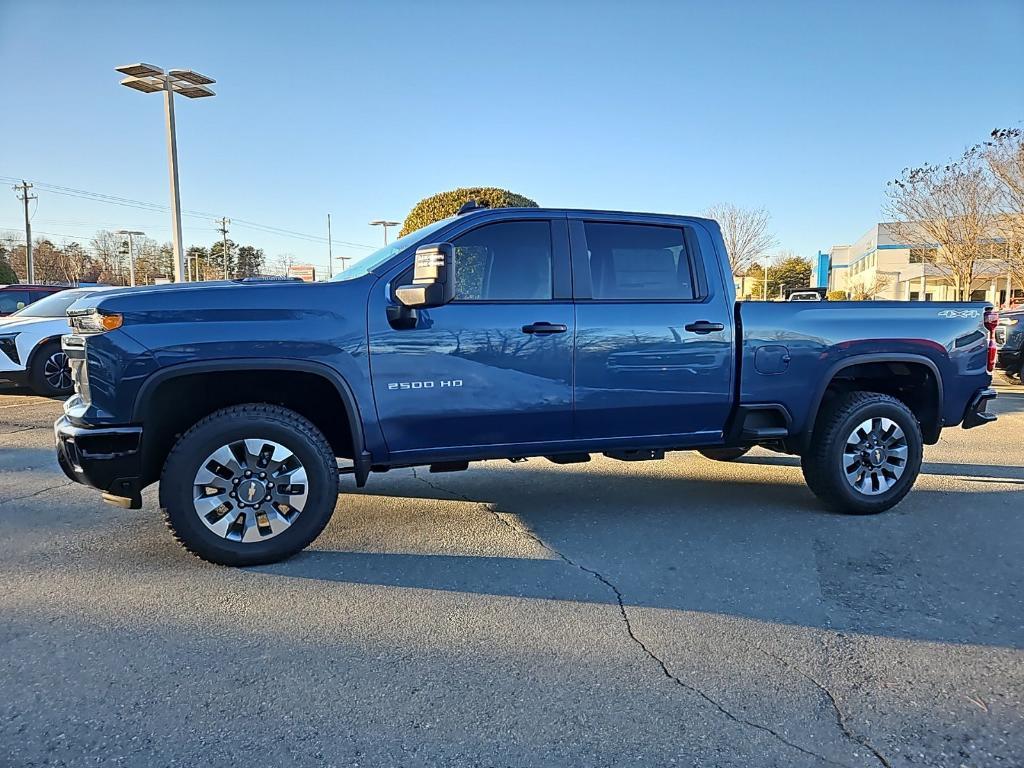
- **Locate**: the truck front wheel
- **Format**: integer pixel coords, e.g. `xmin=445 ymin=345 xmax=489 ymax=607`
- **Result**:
xmin=160 ymin=404 xmax=339 ymax=566
xmin=801 ymin=391 xmax=923 ymax=515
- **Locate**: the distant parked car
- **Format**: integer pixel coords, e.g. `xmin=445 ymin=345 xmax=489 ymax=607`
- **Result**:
xmin=0 ymin=284 xmax=68 ymax=317
xmin=995 ymin=309 xmax=1024 ymax=384
xmin=788 ymin=290 xmax=823 ymax=302
xmin=0 ymin=287 xmax=107 ymax=396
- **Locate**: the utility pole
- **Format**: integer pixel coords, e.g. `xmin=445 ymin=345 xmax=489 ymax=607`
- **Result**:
xmin=216 ymin=217 xmax=230 ymax=279
xmin=327 ymin=213 xmax=333 ymax=278
xmin=115 ymin=230 xmax=144 ymax=287
xmin=13 ymin=181 xmax=36 ymax=282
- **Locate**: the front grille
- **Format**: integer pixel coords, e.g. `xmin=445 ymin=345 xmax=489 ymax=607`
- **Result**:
xmin=0 ymin=336 xmax=19 ymax=365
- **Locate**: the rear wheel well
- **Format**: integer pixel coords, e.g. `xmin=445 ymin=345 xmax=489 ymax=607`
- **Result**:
xmin=137 ymin=370 xmax=356 ymax=485
xmin=810 ymin=361 xmax=941 ymax=445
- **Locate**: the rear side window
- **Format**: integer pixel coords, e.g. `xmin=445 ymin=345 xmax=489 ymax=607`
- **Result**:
xmin=0 ymin=290 xmax=31 ymax=313
xmin=583 ymin=222 xmax=695 ymax=300
xmin=452 ymin=220 xmax=553 ymax=301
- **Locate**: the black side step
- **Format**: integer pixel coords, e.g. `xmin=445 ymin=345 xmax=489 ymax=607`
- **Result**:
xmin=603 ymin=449 xmax=665 ymax=462
xmin=429 ymin=461 xmax=469 ymax=473
xmin=546 ymin=453 xmax=591 ymax=465
xmin=740 ymin=426 xmax=789 ymax=440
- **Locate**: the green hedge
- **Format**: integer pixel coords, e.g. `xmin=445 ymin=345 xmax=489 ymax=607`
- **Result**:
xmin=399 ymin=187 xmax=538 ymax=237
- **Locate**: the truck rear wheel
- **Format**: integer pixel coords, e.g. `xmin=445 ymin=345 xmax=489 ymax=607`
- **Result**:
xmin=160 ymin=404 xmax=339 ymax=566
xmin=801 ymin=391 xmax=922 ymax=515
xmin=697 ymin=447 xmax=751 ymax=462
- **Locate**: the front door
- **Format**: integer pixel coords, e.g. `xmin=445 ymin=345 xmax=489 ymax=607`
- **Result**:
xmin=368 ymin=216 xmax=575 ymax=459
xmin=570 ymin=217 xmax=734 ymax=442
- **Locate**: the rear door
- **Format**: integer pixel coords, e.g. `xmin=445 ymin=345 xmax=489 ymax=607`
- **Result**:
xmin=570 ymin=216 xmax=734 ymax=442
xmin=368 ymin=215 xmax=576 ymax=458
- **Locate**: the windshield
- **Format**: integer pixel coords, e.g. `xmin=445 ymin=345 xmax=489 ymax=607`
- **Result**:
xmin=10 ymin=290 xmax=91 ymax=318
xmin=330 ymin=216 xmax=458 ymax=281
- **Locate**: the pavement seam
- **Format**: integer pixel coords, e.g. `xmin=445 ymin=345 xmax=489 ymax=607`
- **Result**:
xmin=0 ymin=481 xmax=73 ymax=507
xmin=410 ymin=468 xmax=855 ymax=768
xmin=755 ymin=648 xmax=892 ymax=768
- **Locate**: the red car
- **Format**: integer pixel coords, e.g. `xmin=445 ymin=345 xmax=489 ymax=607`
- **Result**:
xmin=0 ymin=284 xmax=69 ymax=316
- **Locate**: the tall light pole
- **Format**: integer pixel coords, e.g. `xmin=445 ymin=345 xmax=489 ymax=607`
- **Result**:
xmin=115 ymin=230 xmax=144 ymax=287
xmin=115 ymin=63 xmax=215 ymax=284
xmin=369 ymin=220 xmax=401 ymax=246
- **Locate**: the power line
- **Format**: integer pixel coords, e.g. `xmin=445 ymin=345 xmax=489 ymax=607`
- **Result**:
xmin=0 ymin=175 xmax=378 ymax=250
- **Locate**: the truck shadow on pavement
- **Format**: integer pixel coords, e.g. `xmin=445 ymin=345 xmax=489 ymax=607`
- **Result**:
xmin=258 ymin=468 xmax=1024 ymax=650
xmin=738 ymin=454 xmax=1024 ymax=483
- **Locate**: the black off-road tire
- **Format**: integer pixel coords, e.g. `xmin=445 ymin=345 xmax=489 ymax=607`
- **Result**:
xmin=801 ymin=391 xmax=923 ymax=515
xmin=28 ymin=339 xmax=74 ymax=397
xmin=160 ymin=403 xmax=339 ymax=566
xmin=698 ymin=447 xmax=752 ymax=462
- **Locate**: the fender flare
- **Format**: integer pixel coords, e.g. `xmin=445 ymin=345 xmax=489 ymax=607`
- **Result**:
xmin=801 ymin=352 xmax=944 ymax=447
xmin=131 ymin=358 xmax=371 ymax=485
xmin=25 ymin=335 xmax=66 ymax=374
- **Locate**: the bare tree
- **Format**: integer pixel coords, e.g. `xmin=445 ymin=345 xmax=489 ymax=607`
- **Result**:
xmin=980 ymin=128 xmax=1024 ymax=293
xmin=271 ymin=252 xmax=297 ymax=276
xmin=885 ymin=149 xmax=1000 ymax=300
xmin=90 ymin=230 xmax=127 ymax=284
xmin=851 ymin=272 xmax=895 ymax=300
xmin=703 ymin=203 xmax=777 ymax=276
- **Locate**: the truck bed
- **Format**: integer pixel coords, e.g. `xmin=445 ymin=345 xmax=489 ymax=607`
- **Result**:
xmin=737 ymin=301 xmax=993 ymax=438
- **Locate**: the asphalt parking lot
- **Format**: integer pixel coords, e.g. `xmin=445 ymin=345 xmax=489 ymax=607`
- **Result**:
xmin=1 ymin=383 xmax=1022 ymax=768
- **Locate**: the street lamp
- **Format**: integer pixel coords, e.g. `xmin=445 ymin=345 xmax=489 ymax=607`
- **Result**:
xmin=114 ymin=230 xmax=144 ymax=287
xmin=369 ymin=220 xmax=401 ymax=246
xmin=115 ymin=63 xmax=215 ymax=284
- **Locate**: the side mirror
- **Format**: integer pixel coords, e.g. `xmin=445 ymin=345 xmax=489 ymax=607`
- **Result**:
xmin=396 ymin=242 xmax=455 ymax=309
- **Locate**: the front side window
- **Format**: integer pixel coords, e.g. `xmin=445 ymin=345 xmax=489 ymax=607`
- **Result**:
xmin=12 ymin=290 xmax=87 ymax=318
xmin=583 ymin=222 xmax=695 ymax=300
xmin=0 ymin=290 xmax=31 ymax=313
xmin=452 ymin=221 xmax=553 ymax=301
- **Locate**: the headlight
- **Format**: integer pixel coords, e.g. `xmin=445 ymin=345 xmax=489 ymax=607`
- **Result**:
xmin=68 ymin=309 xmax=123 ymax=335
xmin=0 ymin=334 xmax=20 ymax=364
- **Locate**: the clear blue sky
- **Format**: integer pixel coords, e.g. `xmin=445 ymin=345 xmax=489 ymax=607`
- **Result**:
xmin=1 ymin=0 xmax=1022 ymax=273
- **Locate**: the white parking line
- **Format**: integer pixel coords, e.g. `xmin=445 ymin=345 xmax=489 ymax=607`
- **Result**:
xmin=0 ymin=399 xmax=54 ymax=409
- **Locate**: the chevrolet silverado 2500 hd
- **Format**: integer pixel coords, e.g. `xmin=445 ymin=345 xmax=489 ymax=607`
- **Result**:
xmin=55 ymin=206 xmax=998 ymax=565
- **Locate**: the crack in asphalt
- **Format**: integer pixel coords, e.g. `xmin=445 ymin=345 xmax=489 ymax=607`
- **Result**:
xmin=0 ymin=424 xmax=44 ymax=434
xmin=411 ymin=468 xmax=856 ymax=768
xmin=756 ymin=648 xmax=892 ymax=768
xmin=0 ymin=481 xmax=73 ymax=507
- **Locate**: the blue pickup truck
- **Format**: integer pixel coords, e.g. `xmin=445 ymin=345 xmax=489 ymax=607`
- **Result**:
xmin=55 ymin=206 xmax=999 ymax=566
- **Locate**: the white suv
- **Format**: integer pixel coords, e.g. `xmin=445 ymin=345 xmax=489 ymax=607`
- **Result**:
xmin=0 ymin=288 xmax=107 ymax=396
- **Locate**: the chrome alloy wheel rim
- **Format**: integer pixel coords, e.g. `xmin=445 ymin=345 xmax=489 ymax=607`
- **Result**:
xmin=193 ymin=439 xmax=308 ymax=543
xmin=44 ymin=351 xmax=71 ymax=390
xmin=842 ymin=417 xmax=908 ymax=495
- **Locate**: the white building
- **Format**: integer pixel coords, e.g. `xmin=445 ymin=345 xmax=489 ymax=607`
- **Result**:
xmin=824 ymin=222 xmax=1020 ymax=304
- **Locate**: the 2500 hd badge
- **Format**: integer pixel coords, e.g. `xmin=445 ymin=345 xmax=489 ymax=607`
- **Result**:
xmin=387 ymin=379 xmax=464 ymax=390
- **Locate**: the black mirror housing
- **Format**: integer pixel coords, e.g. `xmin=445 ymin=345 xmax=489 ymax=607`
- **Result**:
xmin=396 ymin=242 xmax=455 ymax=309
